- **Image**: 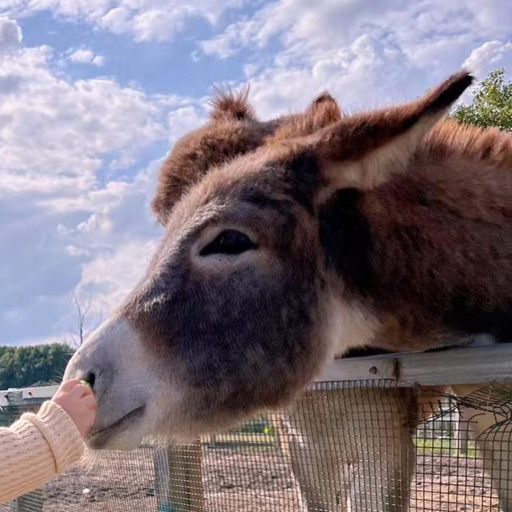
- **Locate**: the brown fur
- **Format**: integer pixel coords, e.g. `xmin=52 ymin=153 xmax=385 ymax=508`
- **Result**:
xmin=363 ymin=133 xmax=512 ymax=349
xmin=139 ymin=71 xmax=510 ymax=422
xmin=129 ymin=74 xmax=512 ymax=512
xmin=151 ymin=71 xmax=512 ymax=360
xmin=152 ymin=91 xmax=343 ymax=224
xmin=281 ymin=387 xmax=419 ymax=511
xmin=151 ymin=119 xmax=275 ymax=224
xmin=147 ymin=70 xmax=512 ymax=363
xmin=65 ymin=70 xmax=512 ymax=450
xmin=269 ymin=92 xmax=343 ymax=142
xmin=64 ymin=73 xmax=512 ymax=512
xmin=209 ymin=84 xmax=255 ymax=121
xmin=426 ymin=118 xmax=512 ymax=171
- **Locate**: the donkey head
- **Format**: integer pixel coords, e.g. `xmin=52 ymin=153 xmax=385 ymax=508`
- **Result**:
xmin=65 ymin=72 xmax=472 ymax=450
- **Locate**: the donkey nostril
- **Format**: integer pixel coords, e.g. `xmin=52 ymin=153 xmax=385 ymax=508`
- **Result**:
xmin=84 ymin=372 xmax=96 ymax=390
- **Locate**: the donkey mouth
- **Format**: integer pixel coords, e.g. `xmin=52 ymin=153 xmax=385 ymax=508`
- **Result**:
xmin=86 ymin=405 xmax=146 ymax=449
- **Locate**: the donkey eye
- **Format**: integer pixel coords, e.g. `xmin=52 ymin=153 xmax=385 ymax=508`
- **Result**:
xmin=200 ymin=230 xmax=256 ymax=257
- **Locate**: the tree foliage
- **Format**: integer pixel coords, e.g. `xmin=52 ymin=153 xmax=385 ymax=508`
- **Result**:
xmin=452 ymin=69 xmax=512 ymax=131
xmin=0 ymin=344 xmax=73 ymax=389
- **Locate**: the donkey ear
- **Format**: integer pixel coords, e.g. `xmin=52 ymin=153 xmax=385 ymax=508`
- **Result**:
xmin=270 ymin=92 xmax=343 ymax=141
xmin=310 ymin=71 xmax=473 ymax=191
xmin=209 ymin=85 xmax=256 ymax=122
xmin=304 ymin=92 xmax=343 ymax=130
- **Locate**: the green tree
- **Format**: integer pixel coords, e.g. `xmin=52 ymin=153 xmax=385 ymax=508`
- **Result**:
xmin=452 ymin=69 xmax=512 ymax=131
xmin=0 ymin=344 xmax=73 ymax=389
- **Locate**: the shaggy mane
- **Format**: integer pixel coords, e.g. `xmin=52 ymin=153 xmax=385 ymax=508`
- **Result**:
xmin=426 ymin=119 xmax=512 ymax=170
xmin=209 ymin=84 xmax=255 ymax=121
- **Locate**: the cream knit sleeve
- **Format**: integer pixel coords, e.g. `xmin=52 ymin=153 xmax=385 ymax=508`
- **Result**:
xmin=0 ymin=400 xmax=84 ymax=504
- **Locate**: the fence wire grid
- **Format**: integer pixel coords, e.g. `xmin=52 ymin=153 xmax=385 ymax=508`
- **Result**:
xmin=2 ymin=379 xmax=512 ymax=512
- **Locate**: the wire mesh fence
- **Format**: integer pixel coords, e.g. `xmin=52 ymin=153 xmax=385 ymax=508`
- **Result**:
xmin=2 ymin=379 xmax=512 ymax=511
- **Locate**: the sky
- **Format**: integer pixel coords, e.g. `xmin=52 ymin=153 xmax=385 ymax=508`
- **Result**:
xmin=0 ymin=0 xmax=511 ymax=346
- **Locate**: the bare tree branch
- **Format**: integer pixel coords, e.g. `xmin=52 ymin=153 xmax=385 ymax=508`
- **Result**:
xmin=67 ymin=293 xmax=93 ymax=349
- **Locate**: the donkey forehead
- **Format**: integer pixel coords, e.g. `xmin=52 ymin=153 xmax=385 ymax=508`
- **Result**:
xmin=164 ymin=145 xmax=319 ymax=236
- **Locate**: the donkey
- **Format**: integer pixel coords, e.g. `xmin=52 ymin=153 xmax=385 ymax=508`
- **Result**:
xmin=280 ymin=381 xmax=512 ymax=512
xmin=65 ymin=71 xmax=512 ymax=507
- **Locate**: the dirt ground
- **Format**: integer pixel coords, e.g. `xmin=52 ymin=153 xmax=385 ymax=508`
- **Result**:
xmin=411 ymin=454 xmax=499 ymax=512
xmin=0 ymin=444 xmax=500 ymax=512
xmin=1 ymin=446 xmax=492 ymax=512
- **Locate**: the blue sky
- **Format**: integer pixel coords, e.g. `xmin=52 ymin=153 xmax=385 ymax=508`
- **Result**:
xmin=0 ymin=0 xmax=511 ymax=346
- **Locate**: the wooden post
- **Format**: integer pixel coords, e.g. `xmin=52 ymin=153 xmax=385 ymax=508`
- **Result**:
xmin=315 ymin=344 xmax=512 ymax=387
xmin=154 ymin=441 xmax=205 ymax=512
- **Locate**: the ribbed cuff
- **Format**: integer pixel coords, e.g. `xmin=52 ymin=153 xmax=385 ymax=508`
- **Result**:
xmin=21 ymin=401 xmax=84 ymax=473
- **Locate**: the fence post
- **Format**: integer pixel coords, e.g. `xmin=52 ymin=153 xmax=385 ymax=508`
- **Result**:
xmin=154 ymin=440 xmax=205 ymax=512
xmin=11 ymin=494 xmax=44 ymax=512
xmin=454 ymin=410 xmax=469 ymax=456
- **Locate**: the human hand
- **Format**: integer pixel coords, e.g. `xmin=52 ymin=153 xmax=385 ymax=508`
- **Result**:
xmin=52 ymin=379 xmax=97 ymax=437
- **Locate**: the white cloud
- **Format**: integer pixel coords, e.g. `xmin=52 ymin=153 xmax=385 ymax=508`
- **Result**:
xmin=167 ymin=105 xmax=206 ymax=144
xmin=76 ymin=239 xmax=158 ymax=322
xmin=197 ymin=0 xmax=511 ymax=120
xmin=0 ymin=19 xmax=192 ymax=343
xmin=463 ymin=41 xmax=512 ymax=80
xmin=199 ymin=0 xmax=403 ymax=60
xmin=67 ymin=48 xmax=105 ymax=66
xmin=0 ymin=0 xmax=247 ymax=42
xmin=199 ymin=0 xmax=511 ymax=64
xmin=97 ymin=6 xmax=191 ymax=42
xmin=0 ymin=20 xmax=169 ymax=195
xmin=200 ymin=19 xmax=253 ymax=59
xmin=62 ymin=163 xmax=163 ymax=326
xmin=243 ymin=63 xmax=260 ymax=78
xmin=0 ymin=15 xmax=21 ymax=51
xmin=245 ymin=35 xmax=424 ymax=120
xmin=0 ymin=157 xmax=164 ymax=343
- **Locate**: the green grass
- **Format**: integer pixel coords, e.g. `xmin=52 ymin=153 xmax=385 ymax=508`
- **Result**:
xmin=415 ymin=438 xmax=477 ymax=458
xmin=202 ymin=432 xmax=479 ymax=458
xmin=201 ymin=433 xmax=276 ymax=446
